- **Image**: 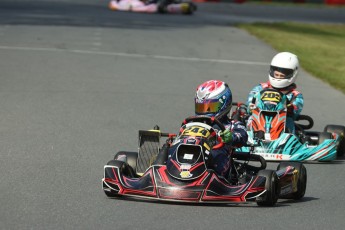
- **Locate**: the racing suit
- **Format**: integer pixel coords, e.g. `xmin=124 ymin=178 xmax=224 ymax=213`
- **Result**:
xmin=210 ymin=116 xmax=248 ymax=177
xmin=246 ymin=81 xmax=304 ymax=133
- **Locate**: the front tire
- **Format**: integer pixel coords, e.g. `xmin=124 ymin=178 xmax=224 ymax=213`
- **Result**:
xmin=107 ymin=159 xmax=136 ymax=178
xmin=318 ymin=132 xmax=333 ymax=145
xmin=114 ymin=151 xmax=138 ymax=173
xmin=256 ymin=170 xmax=279 ymax=206
xmin=103 ymin=160 xmax=129 ymax=198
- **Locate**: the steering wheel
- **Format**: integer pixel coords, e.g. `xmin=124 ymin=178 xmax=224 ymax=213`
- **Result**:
xmin=182 ymin=115 xmax=225 ymax=149
xmin=182 ymin=115 xmax=225 ymax=131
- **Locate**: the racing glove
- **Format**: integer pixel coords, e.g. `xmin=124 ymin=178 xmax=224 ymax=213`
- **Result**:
xmin=219 ymin=129 xmax=233 ymax=144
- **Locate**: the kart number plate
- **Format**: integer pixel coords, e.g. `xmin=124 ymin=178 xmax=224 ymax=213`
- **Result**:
xmin=183 ymin=154 xmax=194 ymax=160
xmin=181 ymin=126 xmax=210 ymax=138
xmin=261 ymin=91 xmax=281 ymax=103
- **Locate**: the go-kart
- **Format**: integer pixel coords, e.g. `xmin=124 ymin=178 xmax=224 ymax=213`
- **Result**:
xmin=233 ymin=88 xmax=345 ymax=161
xmin=102 ymin=116 xmax=307 ymax=206
xmin=108 ymin=0 xmax=197 ymax=15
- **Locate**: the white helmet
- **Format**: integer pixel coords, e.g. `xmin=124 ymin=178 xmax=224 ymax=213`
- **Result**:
xmin=269 ymin=52 xmax=299 ymax=89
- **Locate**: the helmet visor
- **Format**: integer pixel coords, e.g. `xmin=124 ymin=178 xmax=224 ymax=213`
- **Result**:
xmin=195 ymin=99 xmax=222 ymax=115
xmin=270 ymin=66 xmax=294 ymax=79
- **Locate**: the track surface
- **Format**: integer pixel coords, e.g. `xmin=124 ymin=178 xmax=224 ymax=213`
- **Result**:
xmin=0 ymin=1 xmax=344 ymax=229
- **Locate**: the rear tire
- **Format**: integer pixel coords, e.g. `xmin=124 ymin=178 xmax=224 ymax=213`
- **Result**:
xmin=256 ymin=170 xmax=279 ymax=206
xmin=277 ymin=162 xmax=307 ymax=200
xmin=324 ymin=125 xmax=345 ymax=157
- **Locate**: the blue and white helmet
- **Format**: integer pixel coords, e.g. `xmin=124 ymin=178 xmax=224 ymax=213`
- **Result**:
xmin=195 ymin=80 xmax=232 ymax=119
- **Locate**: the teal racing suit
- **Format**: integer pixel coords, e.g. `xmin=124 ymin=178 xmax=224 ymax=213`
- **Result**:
xmin=246 ymin=81 xmax=304 ymax=133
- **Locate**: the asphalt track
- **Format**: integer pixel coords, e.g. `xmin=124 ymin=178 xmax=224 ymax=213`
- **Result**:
xmin=0 ymin=1 xmax=344 ymax=229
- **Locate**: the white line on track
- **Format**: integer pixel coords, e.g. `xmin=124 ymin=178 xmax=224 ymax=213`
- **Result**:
xmin=0 ymin=45 xmax=267 ymax=66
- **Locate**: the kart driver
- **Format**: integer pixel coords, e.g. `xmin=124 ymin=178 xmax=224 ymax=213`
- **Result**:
xmin=194 ymin=80 xmax=248 ymax=178
xmin=154 ymin=80 xmax=247 ymax=179
xmin=246 ymin=52 xmax=304 ymax=133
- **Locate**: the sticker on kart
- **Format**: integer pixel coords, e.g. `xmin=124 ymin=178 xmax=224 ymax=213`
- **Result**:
xmin=260 ymin=91 xmax=282 ymax=103
xmin=254 ymin=153 xmax=291 ymax=161
xmin=181 ymin=126 xmax=211 ymax=138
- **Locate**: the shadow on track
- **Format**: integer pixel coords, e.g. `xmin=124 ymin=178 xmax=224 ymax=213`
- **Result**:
xmin=104 ymin=195 xmax=318 ymax=208
xmin=300 ymin=159 xmax=345 ymax=165
xmin=278 ymin=196 xmax=319 ymax=204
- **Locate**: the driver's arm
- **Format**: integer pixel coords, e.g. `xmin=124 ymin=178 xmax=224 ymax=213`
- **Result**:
xmin=247 ymin=84 xmax=263 ymax=114
xmin=247 ymin=84 xmax=263 ymax=106
xmin=288 ymin=93 xmax=304 ymax=119
xmin=229 ymin=121 xmax=248 ymax=148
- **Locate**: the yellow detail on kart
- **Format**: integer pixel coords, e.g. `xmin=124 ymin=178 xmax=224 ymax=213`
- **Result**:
xmin=181 ymin=126 xmax=211 ymax=138
xmin=292 ymin=169 xmax=299 ymax=192
xmin=148 ymin=129 xmax=161 ymax=132
xmin=260 ymin=91 xmax=281 ymax=103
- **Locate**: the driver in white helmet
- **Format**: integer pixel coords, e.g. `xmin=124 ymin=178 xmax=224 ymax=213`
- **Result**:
xmin=247 ymin=52 xmax=304 ymax=133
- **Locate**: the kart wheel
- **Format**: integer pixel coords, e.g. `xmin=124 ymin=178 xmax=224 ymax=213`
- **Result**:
xmin=157 ymin=5 xmax=166 ymax=14
xmin=256 ymin=170 xmax=279 ymax=206
xmin=277 ymin=162 xmax=307 ymax=200
xmin=114 ymin=151 xmax=138 ymax=173
xmin=157 ymin=0 xmax=169 ymax=14
xmin=318 ymin=132 xmax=333 ymax=145
xmin=103 ymin=185 xmax=121 ymax=198
xmin=324 ymin=125 xmax=345 ymax=157
xmin=183 ymin=3 xmax=197 ymax=15
xmin=103 ymin=159 xmax=132 ymax=198
xmin=107 ymin=159 xmax=136 ymax=178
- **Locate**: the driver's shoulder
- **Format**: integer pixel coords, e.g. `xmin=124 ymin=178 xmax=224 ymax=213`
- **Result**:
xmin=222 ymin=118 xmax=244 ymax=129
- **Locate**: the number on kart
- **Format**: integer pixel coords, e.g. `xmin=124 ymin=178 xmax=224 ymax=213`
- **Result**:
xmin=261 ymin=91 xmax=281 ymax=102
xmin=182 ymin=126 xmax=210 ymax=138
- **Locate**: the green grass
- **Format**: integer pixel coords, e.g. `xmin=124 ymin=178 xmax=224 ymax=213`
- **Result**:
xmin=238 ymin=22 xmax=345 ymax=94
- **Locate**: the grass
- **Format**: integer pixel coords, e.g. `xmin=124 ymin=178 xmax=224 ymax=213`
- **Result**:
xmin=237 ymin=22 xmax=345 ymax=94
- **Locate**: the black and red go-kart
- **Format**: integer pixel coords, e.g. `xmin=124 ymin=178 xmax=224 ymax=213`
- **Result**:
xmin=102 ymin=116 xmax=307 ymax=206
